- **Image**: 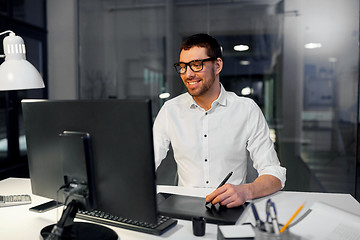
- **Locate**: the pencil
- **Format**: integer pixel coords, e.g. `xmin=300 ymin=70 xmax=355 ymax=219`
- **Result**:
xmin=280 ymin=202 xmax=305 ymax=233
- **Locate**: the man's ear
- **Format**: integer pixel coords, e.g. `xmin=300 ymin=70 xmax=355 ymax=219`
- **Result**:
xmin=215 ymin=58 xmax=223 ymax=75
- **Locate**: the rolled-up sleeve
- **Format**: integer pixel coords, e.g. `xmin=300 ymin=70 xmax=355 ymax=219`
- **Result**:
xmin=246 ymin=100 xmax=286 ymax=189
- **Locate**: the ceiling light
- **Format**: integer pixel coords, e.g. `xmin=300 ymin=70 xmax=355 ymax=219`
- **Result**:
xmin=240 ymin=60 xmax=250 ymax=65
xmin=241 ymin=87 xmax=253 ymax=96
xmin=159 ymin=92 xmax=170 ymax=99
xmin=304 ymin=43 xmax=322 ymax=49
xmin=233 ymin=44 xmax=249 ymax=52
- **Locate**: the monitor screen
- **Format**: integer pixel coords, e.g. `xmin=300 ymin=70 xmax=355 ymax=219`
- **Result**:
xmin=22 ymin=99 xmax=158 ymax=224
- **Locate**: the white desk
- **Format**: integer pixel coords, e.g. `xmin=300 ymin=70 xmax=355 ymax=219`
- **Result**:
xmin=1 ymin=178 xmax=360 ymax=240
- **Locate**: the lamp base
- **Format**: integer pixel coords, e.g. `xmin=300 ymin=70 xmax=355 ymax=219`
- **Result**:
xmin=40 ymin=222 xmax=118 ymax=240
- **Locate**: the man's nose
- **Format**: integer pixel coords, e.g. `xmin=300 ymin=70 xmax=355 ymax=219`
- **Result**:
xmin=184 ymin=65 xmax=195 ymax=78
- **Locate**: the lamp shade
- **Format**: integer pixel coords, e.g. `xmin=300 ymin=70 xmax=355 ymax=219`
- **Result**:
xmin=0 ymin=32 xmax=45 ymax=91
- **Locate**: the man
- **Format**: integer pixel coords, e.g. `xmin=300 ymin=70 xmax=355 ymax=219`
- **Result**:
xmin=153 ymin=33 xmax=286 ymax=208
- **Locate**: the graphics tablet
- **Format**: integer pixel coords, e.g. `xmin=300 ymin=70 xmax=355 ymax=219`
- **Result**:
xmin=157 ymin=193 xmax=249 ymax=225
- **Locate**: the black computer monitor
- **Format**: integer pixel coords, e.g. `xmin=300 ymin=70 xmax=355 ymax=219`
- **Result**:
xmin=22 ymin=99 xmax=158 ymax=225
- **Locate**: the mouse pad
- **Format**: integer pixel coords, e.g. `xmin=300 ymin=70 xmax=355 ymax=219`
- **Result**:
xmin=157 ymin=193 xmax=249 ymax=225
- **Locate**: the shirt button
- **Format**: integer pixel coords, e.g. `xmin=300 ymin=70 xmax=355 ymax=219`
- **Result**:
xmin=205 ymin=159 xmax=207 ymax=162
xmin=204 ymin=134 xmax=207 ymax=137
xmin=205 ymin=112 xmax=208 ymax=115
xmin=206 ymin=181 xmax=209 ymax=184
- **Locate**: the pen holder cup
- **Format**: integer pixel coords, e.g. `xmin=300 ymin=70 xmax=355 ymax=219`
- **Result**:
xmin=254 ymin=224 xmax=300 ymax=240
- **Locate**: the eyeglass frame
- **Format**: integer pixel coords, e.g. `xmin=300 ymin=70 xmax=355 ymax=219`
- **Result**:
xmin=173 ymin=57 xmax=217 ymax=74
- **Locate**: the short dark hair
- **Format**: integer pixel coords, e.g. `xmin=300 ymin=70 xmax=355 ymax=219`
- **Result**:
xmin=180 ymin=33 xmax=222 ymax=59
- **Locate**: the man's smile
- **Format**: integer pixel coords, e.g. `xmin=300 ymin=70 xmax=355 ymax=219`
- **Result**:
xmin=188 ymin=80 xmax=201 ymax=85
xmin=186 ymin=78 xmax=203 ymax=88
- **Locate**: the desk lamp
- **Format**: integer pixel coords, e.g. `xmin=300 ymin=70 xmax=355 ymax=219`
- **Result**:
xmin=0 ymin=30 xmax=45 ymax=90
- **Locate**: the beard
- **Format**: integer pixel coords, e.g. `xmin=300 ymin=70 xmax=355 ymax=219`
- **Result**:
xmin=184 ymin=68 xmax=216 ymax=97
xmin=185 ymin=79 xmax=213 ymax=97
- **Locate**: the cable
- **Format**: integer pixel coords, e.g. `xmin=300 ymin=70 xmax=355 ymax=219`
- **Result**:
xmin=55 ymin=183 xmax=70 ymax=221
xmin=46 ymin=183 xmax=87 ymax=240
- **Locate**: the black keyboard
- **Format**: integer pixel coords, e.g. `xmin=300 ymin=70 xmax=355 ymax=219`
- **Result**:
xmin=76 ymin=209 xmax=177 ymax=235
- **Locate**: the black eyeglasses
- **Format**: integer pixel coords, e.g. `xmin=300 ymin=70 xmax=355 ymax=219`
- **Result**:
xmin=174 ymin=57 xmax=216 ymax=74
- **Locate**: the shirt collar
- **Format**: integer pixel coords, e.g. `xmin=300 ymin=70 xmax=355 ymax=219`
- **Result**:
xmin=188 ymin=83 xmax=228 ymax=110
xmin=214 ymin=83 xmax=227 ymax=107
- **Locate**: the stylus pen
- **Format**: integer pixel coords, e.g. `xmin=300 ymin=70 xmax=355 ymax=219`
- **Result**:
xmin=216 ymin=171 xmax=233 ymax=188
xmin=205 ymin=171 xmax=233 ymax=207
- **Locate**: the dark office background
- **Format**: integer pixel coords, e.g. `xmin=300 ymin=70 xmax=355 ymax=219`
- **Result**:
xmin=0 ymin=0 xmax=359 ymax=201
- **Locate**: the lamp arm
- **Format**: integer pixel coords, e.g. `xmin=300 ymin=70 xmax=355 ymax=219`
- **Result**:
xmin=0 ymin=30 xmax=14 ymax=36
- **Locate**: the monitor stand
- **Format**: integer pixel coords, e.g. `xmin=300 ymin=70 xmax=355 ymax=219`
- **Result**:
xmin=40 ymin=200 xmax=118 ymax=240
xmin=40 ymin=222 xmax=118 ymax=240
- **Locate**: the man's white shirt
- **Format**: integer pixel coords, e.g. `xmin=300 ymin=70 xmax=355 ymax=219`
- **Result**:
xmin=153 ymin=84 xmax=286 ymax=188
